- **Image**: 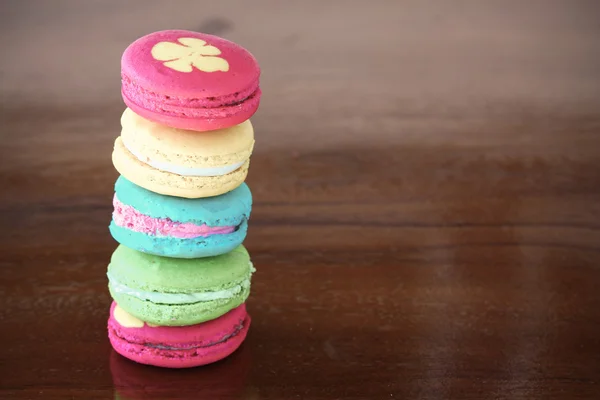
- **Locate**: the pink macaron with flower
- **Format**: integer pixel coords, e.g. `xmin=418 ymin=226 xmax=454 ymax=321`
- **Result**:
xmin=121 ymin=30 xmax=261 ymax=131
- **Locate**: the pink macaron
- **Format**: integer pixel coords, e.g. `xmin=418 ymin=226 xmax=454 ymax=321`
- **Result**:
xmin=108 ymin=301 xmax=250 ymax=368
xmin=121 ymin=30 xmax=261 ymax=131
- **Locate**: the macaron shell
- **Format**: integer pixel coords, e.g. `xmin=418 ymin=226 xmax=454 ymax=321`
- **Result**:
xmin=108 ymin=244 xmax=252 ymax=293
xmin=108 ymin=302 xmax=251 ymax=368
xmin=121 ymin=30 xmax=260 ymax=100
xmin=112 ymin=137 xmax=249 ymax=198
xmin=120 ymin=108 xmax=255 ymax=168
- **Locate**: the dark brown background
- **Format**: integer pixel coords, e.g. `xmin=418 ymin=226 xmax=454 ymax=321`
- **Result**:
xmin=1 ymin=1 xmax=600 ymax=399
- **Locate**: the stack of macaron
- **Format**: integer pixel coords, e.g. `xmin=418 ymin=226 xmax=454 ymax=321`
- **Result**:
xmin=106 ymin=30 xmax=260 ymax=368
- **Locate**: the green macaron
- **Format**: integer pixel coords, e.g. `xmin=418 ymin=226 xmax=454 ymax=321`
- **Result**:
xmin=107 ymin=245 xmax=254 ymax=326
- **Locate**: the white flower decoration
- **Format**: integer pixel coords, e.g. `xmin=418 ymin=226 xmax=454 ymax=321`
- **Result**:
xmin=151 ymin=37 xmax=229 ymax=73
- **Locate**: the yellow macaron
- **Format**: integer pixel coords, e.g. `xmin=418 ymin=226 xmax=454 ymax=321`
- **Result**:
xmin=112 ymin=108 xmax=254 ymax=198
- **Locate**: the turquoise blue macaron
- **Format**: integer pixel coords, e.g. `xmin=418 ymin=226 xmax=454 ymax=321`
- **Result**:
xmin=109 ymin=176 xmax=252 ymax=258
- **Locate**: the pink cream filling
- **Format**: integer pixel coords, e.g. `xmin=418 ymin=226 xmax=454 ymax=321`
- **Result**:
xmin=121 ymin=74 xmax=259 ymax=108
xmin=113 ymin=195 xmax=236 ymax=239
xmin=121 ymin=75 xmax=262 ymax=119
xmin=122 ymin=87 xmax=261 ymax=119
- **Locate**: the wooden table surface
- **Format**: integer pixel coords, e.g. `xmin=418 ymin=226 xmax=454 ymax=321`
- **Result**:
xmin=2 ymin=1 xmax=600 ymax=399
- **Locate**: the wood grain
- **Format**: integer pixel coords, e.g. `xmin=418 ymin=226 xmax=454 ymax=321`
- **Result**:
xmin=1 ymin=1 xmax=600 ymax=399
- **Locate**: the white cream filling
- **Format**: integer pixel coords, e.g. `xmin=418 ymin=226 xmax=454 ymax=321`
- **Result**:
xmin=123 ymin=139 xmax=246 ymax=177
xmin=107 ymin=271 xmax=252 ymax=304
